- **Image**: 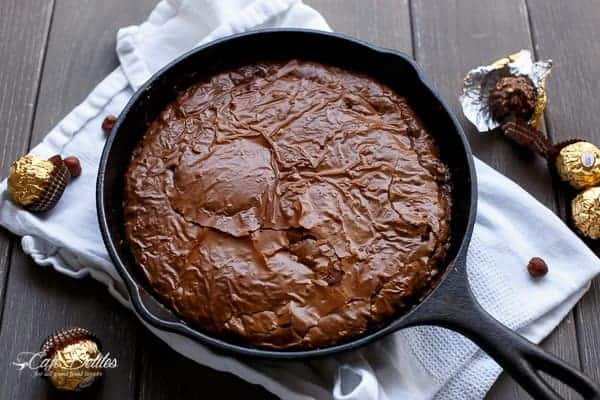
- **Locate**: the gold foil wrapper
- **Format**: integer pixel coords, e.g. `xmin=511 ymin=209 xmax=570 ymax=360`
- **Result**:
xmin=530 ymin=76 xmax=547 ymax=130
xmin=556 ymin=142 xmax=600 ymax=189
xmin=7 ymin=154 xmax=70 ymax=212
xmin=7 ymin=155 xmax=54 ymax=206
xmin=47 ymin=339 xmax=103 ymax=391
xmin=572 ymin=187 xmax=600 ymax=240
xmin=460 ymin=50 xmax=553 ymax=132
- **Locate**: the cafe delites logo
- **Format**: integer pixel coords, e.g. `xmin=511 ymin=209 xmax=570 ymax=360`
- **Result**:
xmin=12 ymin=327 xmax=117 ymax=392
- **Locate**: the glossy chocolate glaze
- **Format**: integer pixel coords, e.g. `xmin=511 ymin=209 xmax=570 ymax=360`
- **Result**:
xmin=123 ymin=60 xmax=451 ymax=349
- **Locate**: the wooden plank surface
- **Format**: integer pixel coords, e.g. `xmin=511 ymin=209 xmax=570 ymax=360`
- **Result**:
xmin=0 ymin=0 xmax=53 ymax=175
xmin=0 ymin=0 xmax=598 ymax=399
xmin=0 ymin=1 xmax=155 ymax=399
xmin=307 ymin=0 xmax=412 ymax=52
xmin=137 ymin=330 xmax=275 ymax=400
xmin=526 ymin=0 xmax=600 ymax=383
xmin=410 ymin=1 xmax=581 ymax=398
xmin=30 ymin=0 xmax=156 ymax=135
xmin=0 ymin=0 xmax=54 ymax=332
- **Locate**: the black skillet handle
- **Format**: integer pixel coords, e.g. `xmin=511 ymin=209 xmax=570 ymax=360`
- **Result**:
xmin=403 ymin=260 xmax=600 ymax=400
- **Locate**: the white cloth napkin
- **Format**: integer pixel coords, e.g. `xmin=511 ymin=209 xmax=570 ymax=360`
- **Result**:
xmin=1 ymin=1 xmax=599 ymax=399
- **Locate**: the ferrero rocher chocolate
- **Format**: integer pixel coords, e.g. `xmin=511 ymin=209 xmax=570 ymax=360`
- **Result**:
xmin=489 ymin=76 xmax=536 ymax=122
xmin=7 ymin=154 xmax=71 ymax=212
xmin=460 ymin=50 xmax=552 ymax=132
xmin=8 ymin=156 xmax=54 ymax=205
xmin=40 ymin=327 xmax=102 ymax=391
xmin=555 ymin=142 xmax=600 ymax=189
xmin=572 ymin=187 xmax=600 ymax=239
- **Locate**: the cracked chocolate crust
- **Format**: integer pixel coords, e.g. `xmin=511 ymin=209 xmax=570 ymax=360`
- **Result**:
xmin=123 ymin=60 xmax=452 ymax=349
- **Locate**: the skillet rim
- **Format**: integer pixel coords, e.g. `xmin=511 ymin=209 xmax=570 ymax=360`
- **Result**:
xmin=97 ymin=28 xmax=478 ymax=359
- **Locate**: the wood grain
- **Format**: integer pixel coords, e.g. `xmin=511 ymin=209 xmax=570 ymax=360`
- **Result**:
xmin=32 ymin=0 xmax=156 ymax=135
xmin=306 ymin=0 xmax=412 ymax=52
xmin=0 ymin=0 xmax=54 ymax=331
xmin=410 ymin=0 xmax=581 ymax=398
xmin=0 ymin=1 xmax=154 ymax=399
xmin=526 ymin=0 xmax=600 ymax=383
xmin=0 ymin=0 xmax=53 ymax=175
xmin=137 ymin=331 xmax=275 ymax=400
xmin=0 ymin=0 xmax=597 ymax=399
xmin=0 ymin=247 xmax=138 ymax=399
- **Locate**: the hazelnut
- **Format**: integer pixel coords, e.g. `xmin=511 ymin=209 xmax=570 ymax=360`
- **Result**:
xmin=527 ymin=257 xmax=548 ymax=278
xmin=63 ymin=156 xmax=82 ymax=178
xmin=101 ymin=114 xmax=117 ymax=134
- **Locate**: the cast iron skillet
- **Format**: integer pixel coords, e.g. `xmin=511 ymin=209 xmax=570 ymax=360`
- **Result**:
xmin=97 ymin=29 xmax=600 ymax=399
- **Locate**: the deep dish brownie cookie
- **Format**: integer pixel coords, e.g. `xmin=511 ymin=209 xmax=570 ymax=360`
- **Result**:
xmin=123 ymin=60 xmax=451 ymax=349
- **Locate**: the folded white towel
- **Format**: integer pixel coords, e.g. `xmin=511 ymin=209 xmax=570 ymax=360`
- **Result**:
xmin=1 ymin=1 xmax=598 ymax=399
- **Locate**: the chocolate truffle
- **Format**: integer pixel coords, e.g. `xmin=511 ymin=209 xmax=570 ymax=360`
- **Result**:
xmin=124 ymin=60 xmax=452 ymax=349
xmin=556 ymin=141 xmax=600 ymax=189
xmin=572 ymin=187 xmax=600 ymax=240
xmin=40 ymin=327 xmax=102 ymax=391
xmin=489 ymin=76 xmax=536 ymax=122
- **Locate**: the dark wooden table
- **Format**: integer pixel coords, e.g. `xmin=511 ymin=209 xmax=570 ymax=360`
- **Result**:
xmin=1 ymin=1 xmax=599 ymax=398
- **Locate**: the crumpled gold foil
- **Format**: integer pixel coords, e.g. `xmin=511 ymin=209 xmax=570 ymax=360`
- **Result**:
xmin=48 ymin=339 xmax=102 ymax=391
xmin=7 ymin=155 xmax=54 ymax=206
xmin=460 ymin=50 xmax=553 ymax=132
xmin=572 ymin=187 xmax=600 ymax=239
xmin=556 ymin=142 xmax=600 ymax=189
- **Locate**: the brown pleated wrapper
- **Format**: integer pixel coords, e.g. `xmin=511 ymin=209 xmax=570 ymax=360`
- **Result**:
xmin=499 ymin=120 xmax=555 ymax=160
xmin=500 ymin=122 xmax=596 ymax=171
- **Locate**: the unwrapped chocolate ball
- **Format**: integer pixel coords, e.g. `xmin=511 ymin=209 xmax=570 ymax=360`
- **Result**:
xmin=40 ymin=327 xmax=102 ymax=391
xmin=460 ymin=50 xmax=552 ymax=132
xmin=572 ymin=186 xmax=600 ymax=239
xmin=7 ymin=155 xmax=71 ymax=212
xmin=489 ymin=76 xmax=536 ymax=122
xmin=555 ymin=142 xmax=600 ymax=189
